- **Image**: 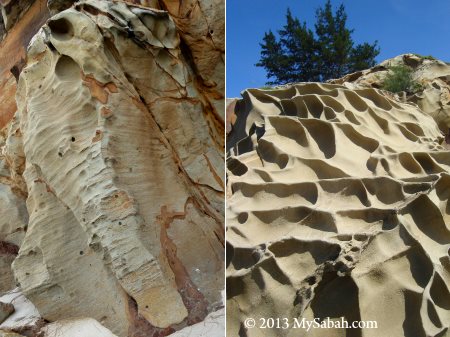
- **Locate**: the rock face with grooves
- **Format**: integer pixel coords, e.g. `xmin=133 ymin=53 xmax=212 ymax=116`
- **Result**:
xmin=227 ymin=82 xmax=450 ymax=337
xmin=330 ymin=53 xmax=450 ymax=133
xmin=0 ymin=0 xmax=224 ymax=336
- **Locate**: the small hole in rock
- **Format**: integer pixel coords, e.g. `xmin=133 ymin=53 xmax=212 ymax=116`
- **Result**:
xmin=58 ymin=152 xmax=63 ymax=157
xmin=79 ymin=251 xmax=84 ymax=255
xmin=71 ymin=137 xmax=75 ymax=142
xmin=55 ymin=55 xmax=81 ymax=81
xmin=354 ymin=234 xmax=368 ymax=242
xmin=48 ymin=42 xmax=56 ymax=51
xmin=306 ymin=276 xmax=316 ymax=285
xmin=48 ymin=18 xmax=74 ymax=40
xmin=237 ymin=212 xmax=248 ymax=224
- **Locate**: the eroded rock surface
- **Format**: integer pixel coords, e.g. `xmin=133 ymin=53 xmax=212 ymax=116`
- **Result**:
xmin=0 ymin=0 xmax=49 ymax=128
xmin=227 ymin=83 xmax=450 ymax=337
xmin=0 ymin=0 xmax=224 ymax=336
xmin=330 ymin=53 xmax=450 ymax=133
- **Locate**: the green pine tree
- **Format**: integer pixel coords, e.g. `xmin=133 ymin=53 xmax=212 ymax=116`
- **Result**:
xmin=257 ymin=1 xmax=380 ymax=84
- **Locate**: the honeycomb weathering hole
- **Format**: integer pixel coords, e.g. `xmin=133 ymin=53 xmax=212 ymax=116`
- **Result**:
xmin=48 ymin=18 xmax=74 ymax=40
xmin=55 ymin=55 xmax=82 ymax=82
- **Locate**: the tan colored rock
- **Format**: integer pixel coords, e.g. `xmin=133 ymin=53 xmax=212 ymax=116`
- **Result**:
xmin=8 ymin=0 xmax=223 ymax=335
xmin=47 ymin=0 xmax=75 ymax=15
xmin=0 ymin=331 xmax=24 ymax=337
xmin=0 ymin=256 xmax=16 ymax=296
xmin=40 ymin=318 xmax=119 ymax=337
xmin=0 ymin=0 xmax=49 ymax=129
xmin=13 ymin=164 xmax=130 ymax=336
xmin=0 ymin=117 xmax=28 ymax=296
xmin=0 ymin=180 xmax=27 ymax=248
xmin=161 ymin=0 xmax=226 ymax=126
xmin=226 ymin=98 xmax=238 ymax=134
xmin=227 ymin=83 xmax=450 ymax=337
xmin=0 ymin=174 xmax=26 ymax=297
xmin=330 ymin=54 xmax=450 ymax=133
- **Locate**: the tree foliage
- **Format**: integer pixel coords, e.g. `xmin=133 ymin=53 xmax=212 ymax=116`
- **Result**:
xmin=257 ymin=1 xmax=380 ymax=85
xmin=382 ymin=65 xmax=422 ymax=94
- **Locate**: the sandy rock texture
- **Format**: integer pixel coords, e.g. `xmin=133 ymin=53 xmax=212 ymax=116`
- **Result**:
xmin=40 ymin=318 xmax=119 ymax=337
xmin=0 ymin=0 xmax=49 ymax=129
xmin=227 ymin=82 xmax=450 ymax=337
xmin=330 ymin=53 xmax=450 ymax=133
xmin=0 ymin=0 xmax=224 ymax=336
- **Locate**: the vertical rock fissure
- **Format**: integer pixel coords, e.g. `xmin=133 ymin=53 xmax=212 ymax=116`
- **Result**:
xmin=158 ymin=199 xmax=210 ymax=325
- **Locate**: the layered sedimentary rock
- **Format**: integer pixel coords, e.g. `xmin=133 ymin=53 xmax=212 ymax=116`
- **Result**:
xmin=227 ymin=83 xmax=450 ymax=337
xmin=0 ymin=0 xmax=224 ymax=336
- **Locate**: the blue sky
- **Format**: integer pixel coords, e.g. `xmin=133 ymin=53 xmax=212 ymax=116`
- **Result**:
xmin=226 ymin=0 xmax=450 ymax=97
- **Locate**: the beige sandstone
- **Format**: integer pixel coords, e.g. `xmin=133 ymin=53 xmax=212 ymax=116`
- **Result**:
xmin=330 ymin=53 xmax=450 ymax=133
xmin=227 ymin=81 xmax=450 ymax=337
xmin=0 ymin=332 xmax=24 ymax=337
xmin=0 ymin=0 xmax=224 ymax=336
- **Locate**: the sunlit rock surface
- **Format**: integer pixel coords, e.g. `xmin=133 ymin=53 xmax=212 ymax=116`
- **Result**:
xmin=0 ymin=0 xmax=224 ymax=336
xmin=227 ymin=81 xmax=450 ymax=337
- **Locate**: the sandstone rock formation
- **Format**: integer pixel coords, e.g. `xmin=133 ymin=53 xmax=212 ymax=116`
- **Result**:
xmin=227 ymin=80 xmax=450 ymax=336
xmin=0 ymin=0 xmax=224 ymax=336
xmin=0 ymin=0 xmax=49 ymax=129
xmin=330 ymin=53 xmax=450 ymax=134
